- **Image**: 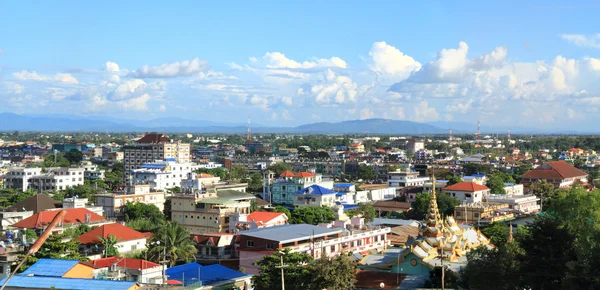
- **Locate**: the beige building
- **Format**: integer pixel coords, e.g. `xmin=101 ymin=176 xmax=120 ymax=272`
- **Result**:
xmin=94 ymin=184 xmax=165 ymax=219
xmin=122 ymin=133 xmax=190 ymax=181
xmin=170 ymin=189 xmax=255 ymax=234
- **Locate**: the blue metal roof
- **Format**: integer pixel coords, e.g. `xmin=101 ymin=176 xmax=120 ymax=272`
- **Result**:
xmin=22 ymin=259 xmax=80 ymax=277
xmin=166 ymin=263 xmax=250 ymax=286
xmin=471 ymin=174 xmax=486 ymax=177
xmin=165 ymin=158 xmax=176 ymax=161
xmin=0 ymin=276 xmax=137 ymax=290
xmin=335 ymin=192 xmax=347 ymax=197
xmin=140 ymin=164 xmax=165 ymax=169
xmin=334 ymin=183 xmax=354 ymax=187
xmin=342 ymin=204 xmax=360 ymax=210
xmin=295 ymin=184 xmax=336 ymax=195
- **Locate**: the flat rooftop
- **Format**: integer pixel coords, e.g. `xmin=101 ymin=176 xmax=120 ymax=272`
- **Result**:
xmin=240 ymin=224 xmax=342 ymax=244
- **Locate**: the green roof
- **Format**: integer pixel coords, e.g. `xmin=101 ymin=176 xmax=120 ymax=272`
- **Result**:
xmin=216 ymin=190 xmax=256 ymax=200
xmin=200 ymin=198 xmax=238 ymax=205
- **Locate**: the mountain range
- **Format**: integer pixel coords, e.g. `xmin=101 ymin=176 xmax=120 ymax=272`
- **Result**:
xmin=0 ymin=113 xmax=592 ymax=134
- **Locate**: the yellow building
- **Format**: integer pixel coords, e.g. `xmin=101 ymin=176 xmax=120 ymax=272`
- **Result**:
xmin=454 ymin=202 xmax=514 ymax=224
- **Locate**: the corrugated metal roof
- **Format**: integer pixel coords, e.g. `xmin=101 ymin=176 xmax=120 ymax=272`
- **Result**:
xmin=166 ymin=263 xmax=250 ymax=286
xmin=140 ymin=164 xmax=165 ymax=169
xmin=22 ymin=259 xmax=80 ymax=277
xmin=0 ymin=276 xmax=137 ymax=290
xmin=295 ymin=184 xmax=336 ymax=195
xmin=240 ymin=224 xmax=342 ymax=243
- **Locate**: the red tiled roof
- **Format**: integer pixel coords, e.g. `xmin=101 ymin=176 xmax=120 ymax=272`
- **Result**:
xmin=521 ymin=160 xmax=588 ymax=180
xmin=92 ymin=257 xmax=160 ymax=270
xmin=12 ymin=208 xmax=106 ymax=229
xmin=136 ymin=133 xmax=170 ymax=144
xmin=294 ymin=172 xmax=315 ymax=178
xmin=196 ymin=173 xmax=215 ymax=178
xmin=280 ymin=170 xmax=295 ymax=177
xmin=77 ymin=223 xmax=148 ymax=244
xmin=247 ymin=212 xmax=287 ymax=225
xmin=442 ymin=182 xmax=489 ymax=192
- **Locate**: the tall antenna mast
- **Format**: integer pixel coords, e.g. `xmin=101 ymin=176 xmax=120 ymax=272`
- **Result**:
xmin=247 ymin=114 xmax=251 ymax=142
xmin=508 ymin=128 xmax=511 ymax=143
xmin=476 ymin=120 xmax=481 ymax=141
xmin=449 ymin=126 xmax=453 ymax=146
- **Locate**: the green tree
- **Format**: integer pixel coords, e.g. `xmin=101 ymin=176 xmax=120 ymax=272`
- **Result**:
xmin=346 ymin=203 xmax=376 ymax=222
xmin=163 ymin=199 xmax=172 ymax=220
xmin=486 ymin=174 xmax=507 ymax=195
xmin=445 ymin=174 xmax=462 ymax=186
xmin=253 ymin=249 xmax=313 ymax=290
xmin=42 ymin=153 xmax=70 ymax=168
xmin=229 ymin=165 xmax=247 ymax=182
xmin=267 ymin=162 xmax=292 ymax=176
xmin=310 ymin=254 xmax=357 ymax=290
xmin=20 ymin=234 xmax=88 ymax=272
xmin=423 ymin=266 xmax=459 ymax=289
xmin=357 ymin=165 xmax=376 ymax=181
xmin=528 ymin=180 xmax=556 ymax=210
xmin=148 ymin=222 xmax=197 ymax=267
xmin=195 ymin=167 xmax=228 ymax=180
xmin=64 ymin=149 xmax=83 ymax=165
xmin=247 ymin=173 xmax=263 ymax=192
xmin=99 ymin=234 xmax=120 ymax=257
xmin=460 ymin=242 xmax=525 ymax=290
xmin=289 ymin=206 xmax=335 ymax=225
xmin=122 ymin=202 xmax=165 ymax=223
xmin=272 ymin=206 xmax=292 ymax=219
xmin=127 ymin=218 xmax=165 ymax=232
xmin=480 ymin=222 xmax=509 ymax=245
xmin=411 ymin=192 xmax=460 ymax=219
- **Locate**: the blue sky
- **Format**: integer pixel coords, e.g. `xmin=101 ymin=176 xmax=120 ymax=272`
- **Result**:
xmin=1 ymin=0 xmax=600 ymax=129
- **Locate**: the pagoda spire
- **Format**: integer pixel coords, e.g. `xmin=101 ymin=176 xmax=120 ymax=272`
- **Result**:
xmin=507 ymin=222 xmax=514 ymax=243
xmin=426 ymin=169 xmax=442 ymax=227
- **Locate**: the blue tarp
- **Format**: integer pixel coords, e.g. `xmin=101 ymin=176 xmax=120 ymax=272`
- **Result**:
xmin=165 ymin=263 xmax=250 ymax=286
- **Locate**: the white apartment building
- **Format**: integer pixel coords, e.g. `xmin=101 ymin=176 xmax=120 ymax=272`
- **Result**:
xmin=3 ymin=167 xmax=85 ymax=192
xmin=387 ymin=168 xmax=429 ymax=188
xmin=293 ymin=184 xmax=338 ymax=207
xmin=130 ymin=159 xmax=195 ymax=191
xmin=79 ymin=161 xmax=105 ymax=181
xmin=94 ymin=185 xmax=165 ymax=219
xmin=196 ymin=162 xmax=223 ymax=169
xmin=122 ymin=133 xmax=191 ymax=181
xmin=63 ymin=197 xmax=104 ymax=216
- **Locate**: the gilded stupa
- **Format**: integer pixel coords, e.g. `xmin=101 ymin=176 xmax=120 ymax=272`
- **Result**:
xmin=410 ymin=170 xmax=491 ymax=262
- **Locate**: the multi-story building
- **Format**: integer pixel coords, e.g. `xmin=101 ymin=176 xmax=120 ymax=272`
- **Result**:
xmin=454 ymin=202 xmax=515 ymax=224
xmin=239 ymin=222 xmax=391 ymax=275
xmin=442 ymin=182 xmax=490 ymax=203
xmin=484 ymin=194 xmax=540 ymax=215
xmin=79 ymin=161 xmax=105 ymax=181
xmin=130 ymin=159 xmax=195 ymax=191
xmin=62 ymin=197 xmax=104 ymax=216
xmin=520 ymin=160 xmax=588 ymax=189
xmin=293 ymin=184 xmax=338 ymax=207
xmin=3 ymin=167 xmax=85 ymax=192
xmin=94 ymin=184 xmax=165 ymax=219
xmin=122 ymin=133 xmax=190 ymax=181
xmin=387 ymin=168 xmax=429 ymax=188
xmin=270 ymin=171 xmax=334 ymax=205
xmin=169 ymin=189 xmax=255 ymax=234
xmin=229 ymin=211 xmax=288 ymax=233
xmin=106 ymin=151 xmax=124 ymax=170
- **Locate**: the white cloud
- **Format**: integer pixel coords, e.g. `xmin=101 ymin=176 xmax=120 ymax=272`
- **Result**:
xmin=13 ymin=70 xmax=50 ymax=81
xmin=281 ymin=96 xmax=293 ymax=107
xmin=159 ymin=104 xmax=167 ymax=112
xmin=245 ymin=94 xmax=269 ymax=109
xmin=446 ymin=99 xmax=474 ymax=114
xmin=368 ymin=41 xmax=421 ymax=80
xmin=3 ymin=82 xmax=24 ymax=94
xmin=253 ymin=52 xmax=347 ymax=69
xmin=360 ymin=108 xmax=374 ymax=120
xmin=299 ymin=69 xmax=359 ymax=105
xmin=54 ymin=73 xmax=78 ymax=84
xmin=130 ymin=58 xmax=208 ymax=78
xmin=117 ymin=93 xmax=151 ymax=111
xmin=13 ymin=70 xmax=78 ymax=84
xmin=412 ymin=100 xmax=439 ymax=122
xmin=280 ymin=109 xmax=292 ymax=120
xmin=104 ymin=61 xmax=121 ymax=84
xmin=109 ymin=79 xmax=147 ymax=101
xmin=197 ymin=70 xmax=237 ymax=80
xmin=561 ymin=33 xmax=600 ymax=48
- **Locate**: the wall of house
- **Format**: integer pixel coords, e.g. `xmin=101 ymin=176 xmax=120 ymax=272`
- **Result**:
xmin=63 ymin=264 xmax=94 ymax=279
xmin=116 ymin=238 xmax=147 ymax=254
xmin=443 ymin=190 xmax=486 ymax=203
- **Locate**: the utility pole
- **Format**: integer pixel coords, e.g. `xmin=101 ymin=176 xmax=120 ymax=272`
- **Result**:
xmin=275 ymin=255 xmax=288 ymax=290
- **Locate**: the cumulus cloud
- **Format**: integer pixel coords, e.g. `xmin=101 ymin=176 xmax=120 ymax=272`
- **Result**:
xmin=252 ymin=52 xmax=347 ymax=69
xmin=13 ymin=70 xmax=78 ymax=84
xmin=108 ymin=79 xmax=147 ymax=101
xmin=104 ymin=61 xmax=121 ymax=84
xmin=117 ymin=93 xmax=151 ymax=111
xmin=446 ymin=99 xmax=474 ymax=114
xmin=299 ymin=69 xmax=359 ymax=105
xmin=3 ymin=82 xmax=24 ymax=94
xmin=561 ymin=33 xmax=600 ymax=48
xmin=360 ymin=108 xmax=374 ymax=119
xmin=245 ymin=94 xmax=269 ymax=109
xmin=412 ymin=100 xmax=439 ymax=122
xmin=130 ymin=58 xmax=208 ymax=78
xmin=368 ymin=41 xmax=421 ymax=80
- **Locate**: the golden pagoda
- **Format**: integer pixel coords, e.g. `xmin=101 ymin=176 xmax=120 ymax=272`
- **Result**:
xmin=411 ymin=171 xmax=491 ymax=262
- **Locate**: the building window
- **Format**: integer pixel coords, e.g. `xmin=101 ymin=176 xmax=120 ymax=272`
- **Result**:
xmin=247 ymin=240 xmax=255 ymax=247
xmin=282 ymin=194 xmax=286 ymax=198
xmin=282 ymin=186 xmax=286 ymax=190
xmin=266 ymin=243 xmax=274 ymax=250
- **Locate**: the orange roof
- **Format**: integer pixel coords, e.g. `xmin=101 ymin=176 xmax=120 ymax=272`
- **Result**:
xmin=247 ymin=211 xmax=287 ymax=225
xmin=12 ymin=208 xmax=106 ymax=229
xmin=294 ymin=172 xmax=315 ymax=178
xmin=77 ymin=223 xmax=149 ymax=244
xmin=350 ymin=143 xmax=361 ymax=147
xmin=442 ymin=182 xmax=489 ymax=192
xmin=196 ymin=173 xmax=215 ymax=178
xmin=92 ymin=257 xmax=160 ymax=270
xmin=280 ymin=170 xmax=295 ymax=177
xmin=521 ymin=160 xmax=588 ymax=180
xmin=136 ymin=133 xmax=170 ymax=144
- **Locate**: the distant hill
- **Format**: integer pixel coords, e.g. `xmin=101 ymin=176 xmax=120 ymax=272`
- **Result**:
xmin=0 ymin=113 xmax=448 ymax=134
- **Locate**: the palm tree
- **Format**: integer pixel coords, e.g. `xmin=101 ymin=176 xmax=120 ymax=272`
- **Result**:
xmin=99 ymin=234 xmax=120 ymax=257
xmin=148 ymin=222 xmax=197 ymax=267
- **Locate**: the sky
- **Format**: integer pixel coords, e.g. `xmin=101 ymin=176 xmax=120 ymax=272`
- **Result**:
xmin=1 ymin=0 xmax=600 ymax=130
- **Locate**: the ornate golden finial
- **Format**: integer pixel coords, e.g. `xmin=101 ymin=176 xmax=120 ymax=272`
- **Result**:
xmin=425 ymin=168 xmax=442 ymax=227
xmin=507 ymin=222 xmax=514 ymax=243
